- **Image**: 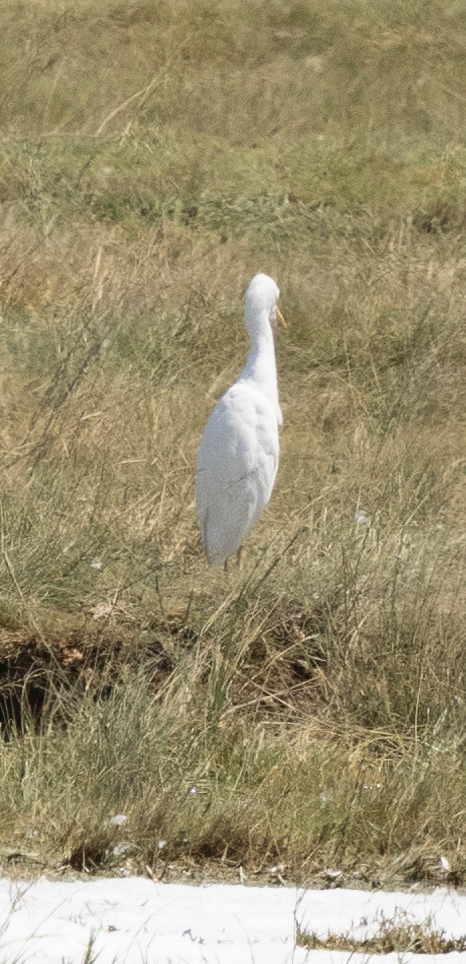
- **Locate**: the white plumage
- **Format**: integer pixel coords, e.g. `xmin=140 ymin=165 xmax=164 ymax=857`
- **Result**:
xmin=196 ymin=273 xmax=285 ymax=568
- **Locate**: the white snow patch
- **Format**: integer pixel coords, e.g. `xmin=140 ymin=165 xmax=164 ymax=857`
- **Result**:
xmin=0 ymin=878 xmax=465 ymax=963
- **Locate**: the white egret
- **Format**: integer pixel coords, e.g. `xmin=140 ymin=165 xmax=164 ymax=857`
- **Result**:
xmin=196 ymin=273 xmax=286 ymax=568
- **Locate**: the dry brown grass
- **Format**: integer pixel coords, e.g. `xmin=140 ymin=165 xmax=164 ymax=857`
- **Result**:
xmin=299 ymin=909 xmax=466 ymax=954
xmin=1 ymin=0 xmax=466 ymax=883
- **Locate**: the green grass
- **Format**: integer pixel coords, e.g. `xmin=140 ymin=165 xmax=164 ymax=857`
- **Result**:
xmin=1 ymin=0 xmax=466 ymax=884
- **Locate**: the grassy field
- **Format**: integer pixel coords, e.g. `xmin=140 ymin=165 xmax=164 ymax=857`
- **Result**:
xmin=1 ymin=0 xmax=466 ymax=886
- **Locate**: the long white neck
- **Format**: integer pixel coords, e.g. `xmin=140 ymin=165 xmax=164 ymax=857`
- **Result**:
xmin=240 ymin=313 xmax=281 ymax=422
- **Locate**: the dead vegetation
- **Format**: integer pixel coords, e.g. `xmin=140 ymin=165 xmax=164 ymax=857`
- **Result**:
xmin=1 ymin=0 xmax=466 ymax=882
xmin=298 ymin=910 xmax=466 ymax=954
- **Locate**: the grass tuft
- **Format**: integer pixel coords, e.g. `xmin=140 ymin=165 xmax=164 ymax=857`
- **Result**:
xmin=298 ymin=910 xmax=466 ymax=954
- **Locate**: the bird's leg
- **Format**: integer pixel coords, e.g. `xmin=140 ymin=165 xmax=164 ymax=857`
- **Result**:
xmin=223 ymin=549 xmax=242 ymax=572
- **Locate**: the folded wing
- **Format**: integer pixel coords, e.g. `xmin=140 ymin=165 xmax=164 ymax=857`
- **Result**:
xmin=196 ymin=383 xmax=279 ymax=567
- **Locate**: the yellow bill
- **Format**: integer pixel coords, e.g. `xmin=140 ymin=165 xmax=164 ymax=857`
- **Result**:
xmin=276 ymin=306 xmax=287 ymax=328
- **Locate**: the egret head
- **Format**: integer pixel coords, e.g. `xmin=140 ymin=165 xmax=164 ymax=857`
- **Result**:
xmin=244 ymin=273 xmax=286 ymax=336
